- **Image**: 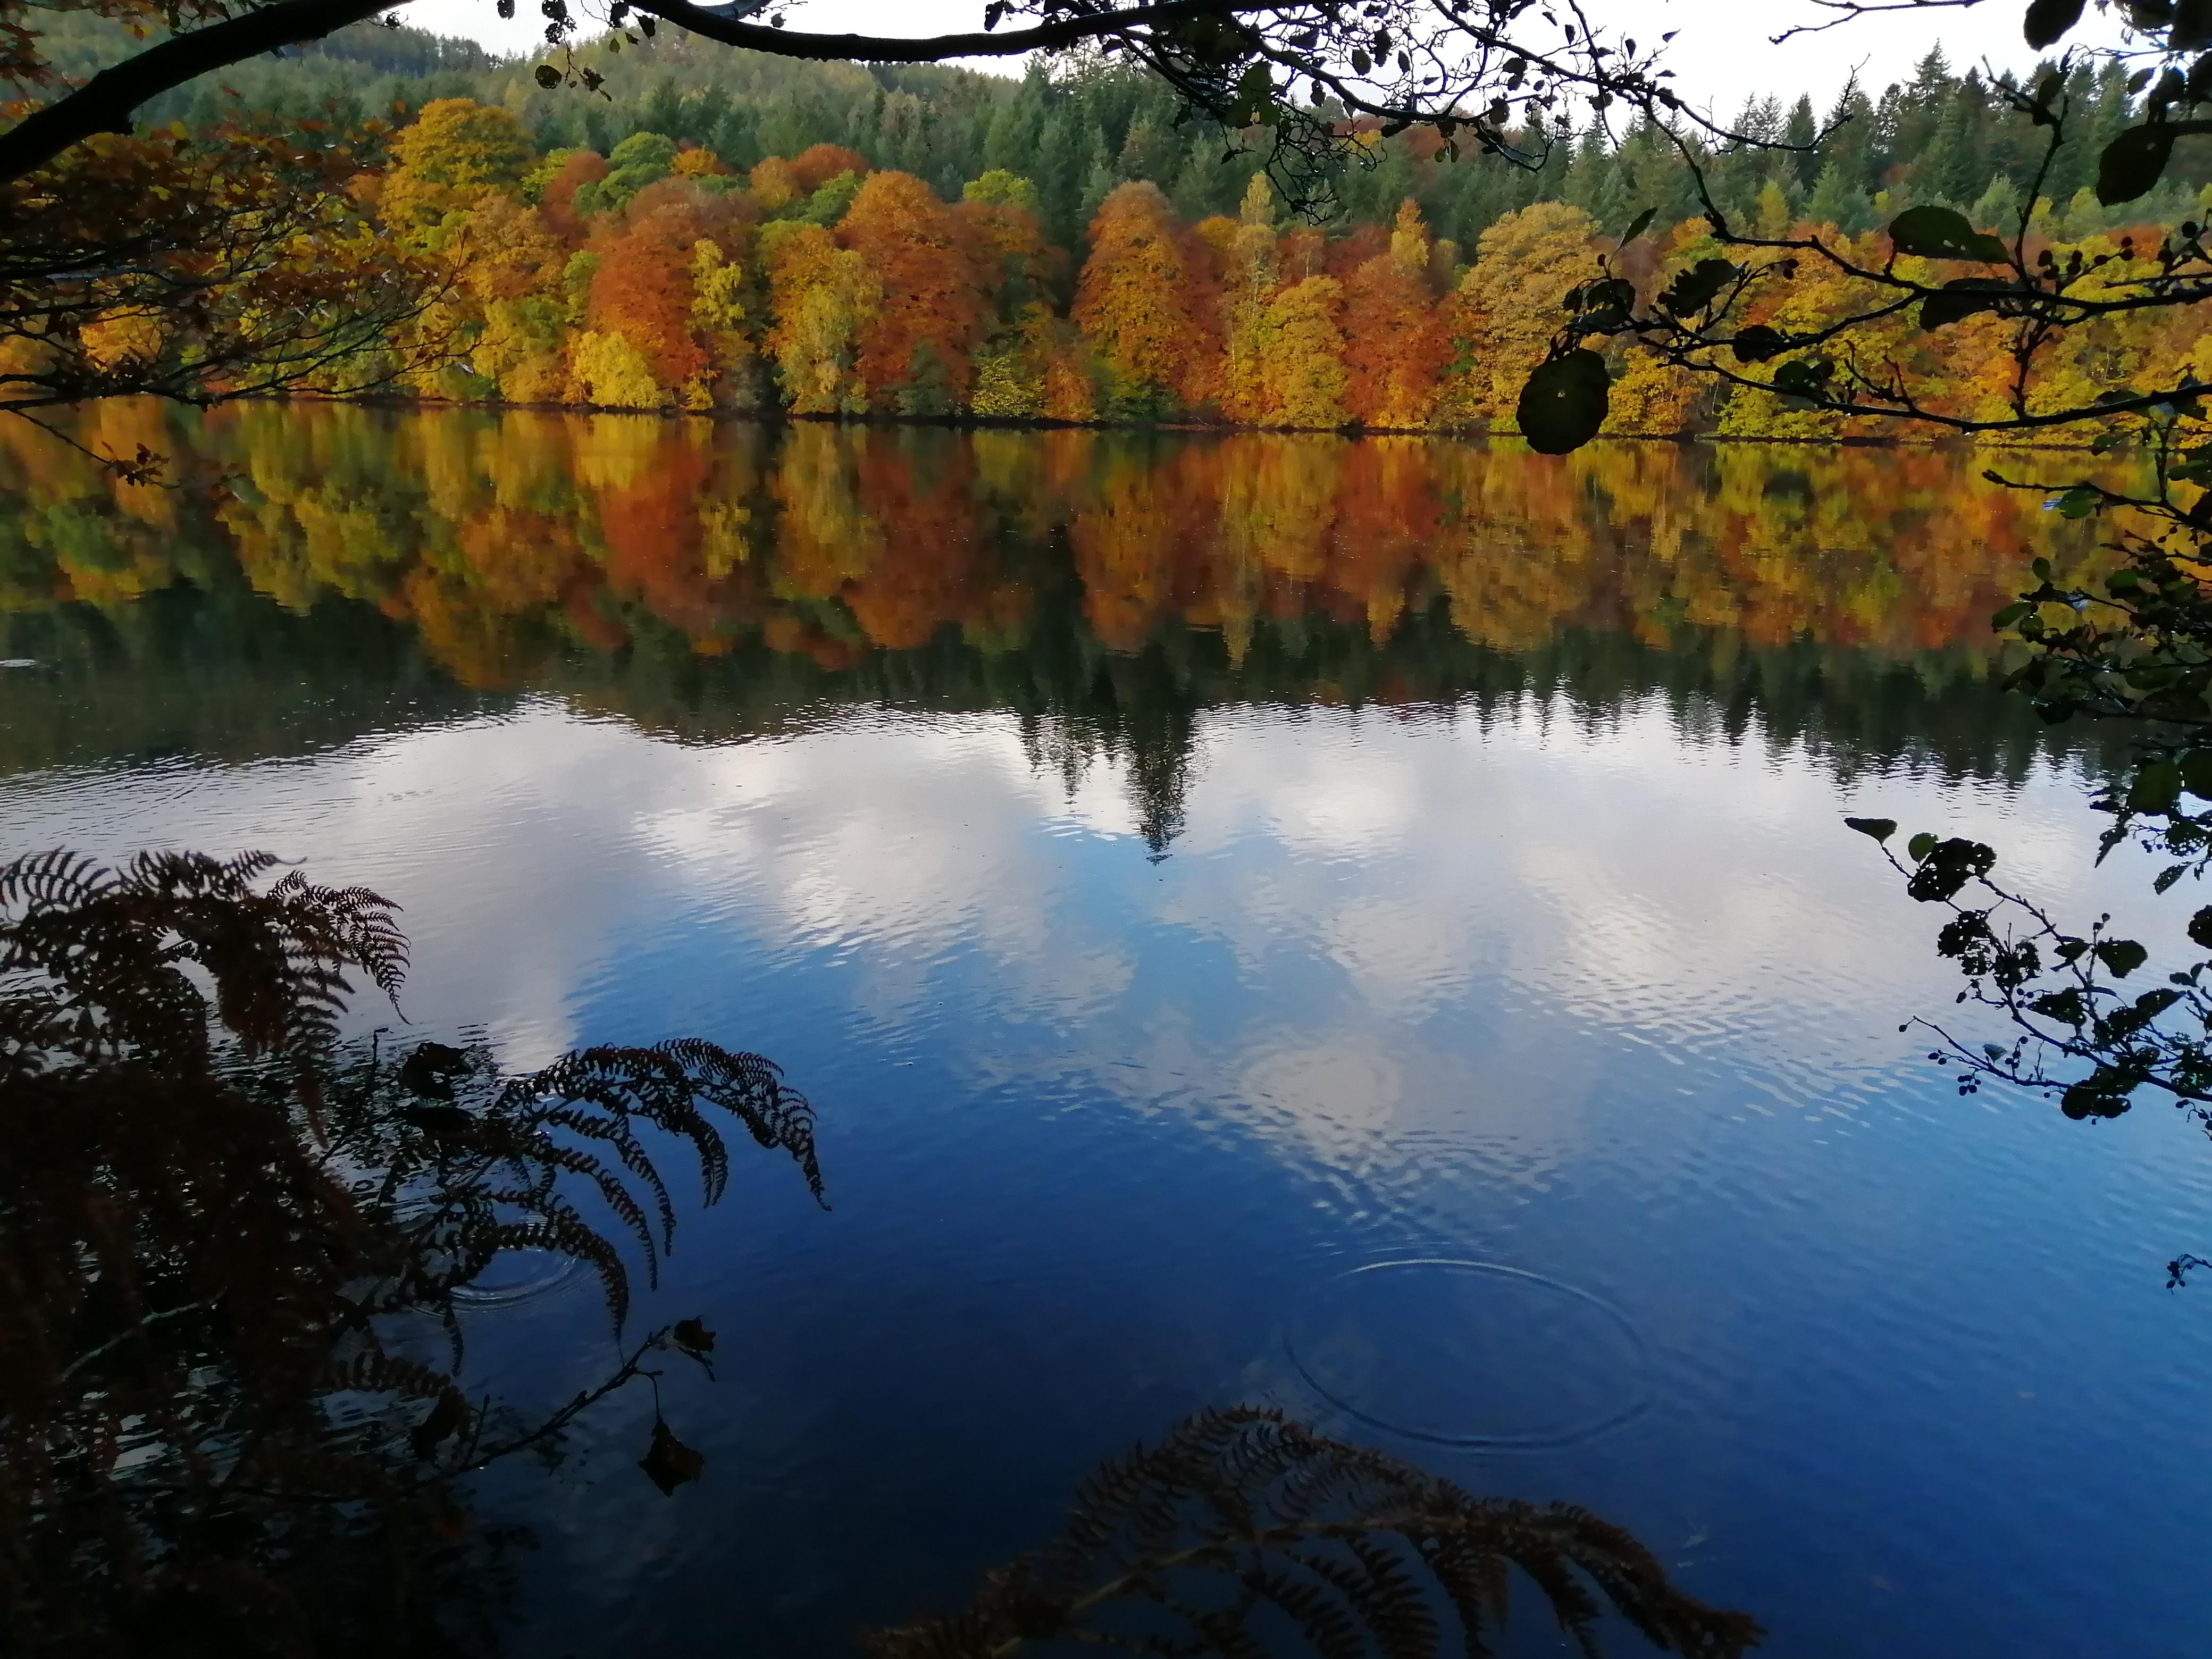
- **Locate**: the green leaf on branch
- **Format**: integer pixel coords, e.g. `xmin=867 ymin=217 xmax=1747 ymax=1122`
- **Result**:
xmin=1844 ymin=816 xmax=1897 ymax=842
xmin=534 ymin=63 xmax=562 ymax=88
xmin=2054 ymin=484 xmax=2101 ymax=520
xmin=2183 ymin=750 xmax=2212 ymax=799
xmin=1231 ymin=62 xmax=1273 ymax=123
xmin=1516 ymin=349 xmax=1610 ymax=455
xmin=2024 ymin=0 xmax=2085 ymax=49
xmin=2129 ymin=757 xmax=2183 ymax=814
xmin=1908 ymin=832 xmax=1939 ymax=862
xmin=1618 ymin=207 xmax=1656 ymax=246
xmin=2098 ymin=125 xmax=2179 ymax=206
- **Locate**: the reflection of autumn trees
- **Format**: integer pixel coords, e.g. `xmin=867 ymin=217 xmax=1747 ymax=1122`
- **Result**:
xmin=1 ymin=404 xmax=2117 ymax=802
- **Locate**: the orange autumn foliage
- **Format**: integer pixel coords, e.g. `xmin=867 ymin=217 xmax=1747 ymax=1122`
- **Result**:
xmin=790 ymin=144 xmax=871 ymax=194
xmin=1072 ymin=182 xmax=1221 ymax=414
xmin=837 ymin=171 xmax=988 ymax=411
xmin=1340 ymin=202 xmax=1451 ymax=430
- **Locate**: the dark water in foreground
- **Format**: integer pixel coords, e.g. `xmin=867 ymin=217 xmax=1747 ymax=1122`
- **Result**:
xmin=4 ymin=405 xmax=2210 ymax=1656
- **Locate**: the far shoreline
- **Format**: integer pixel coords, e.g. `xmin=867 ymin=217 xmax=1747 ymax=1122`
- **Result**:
xmin=259 ymin=392 xmax=2112 ymax=455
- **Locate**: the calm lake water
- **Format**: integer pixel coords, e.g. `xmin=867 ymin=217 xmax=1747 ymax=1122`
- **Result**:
xmin=6 ymin=404 xmax=2211 ymax=1656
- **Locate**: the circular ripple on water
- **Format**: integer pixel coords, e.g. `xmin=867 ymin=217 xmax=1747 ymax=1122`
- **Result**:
xmin=1285 ymin=1259 xmax=1651 ymax=1449
xmin=449 ymin=1249 xmax=593 ymax=1309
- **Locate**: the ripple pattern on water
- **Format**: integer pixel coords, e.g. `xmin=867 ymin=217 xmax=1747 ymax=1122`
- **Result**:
xmin=1284 ymin=1257 xmax=1651 ymax=1448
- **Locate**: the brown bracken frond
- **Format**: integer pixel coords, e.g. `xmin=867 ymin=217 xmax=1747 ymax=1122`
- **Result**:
xmin=0 ymin=847 xmax=821 ymax=1654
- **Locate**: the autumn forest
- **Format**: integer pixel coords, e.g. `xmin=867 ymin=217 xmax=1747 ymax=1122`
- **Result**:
xmin=36 ymin=18 xmax=2212 ymax=439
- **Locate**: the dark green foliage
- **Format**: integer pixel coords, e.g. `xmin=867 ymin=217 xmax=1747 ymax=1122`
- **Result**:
xmin=65 ymin=10 xmax=2212 ymax=269
xmin=861 ymin=1406 xmax=1763 ymax=1658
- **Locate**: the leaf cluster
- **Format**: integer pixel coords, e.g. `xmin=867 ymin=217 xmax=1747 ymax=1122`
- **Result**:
xmin=1846 ymin=816 xmax=2212 ymax=1122
xmin=1523 ymin=6 xmax=2212 ymax=450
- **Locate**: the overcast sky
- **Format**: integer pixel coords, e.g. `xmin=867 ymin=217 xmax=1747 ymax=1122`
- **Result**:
xmin=397 ymin=0 xmax=2127 ymax=116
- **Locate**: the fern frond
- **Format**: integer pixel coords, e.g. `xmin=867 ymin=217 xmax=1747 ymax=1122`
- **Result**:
xmin=863 ymin=1407 xmax=1763 ymax=1659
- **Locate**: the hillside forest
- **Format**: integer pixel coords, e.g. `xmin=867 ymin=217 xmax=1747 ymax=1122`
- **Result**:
xmin=25 ymin=19 xmax=2212 ymax=437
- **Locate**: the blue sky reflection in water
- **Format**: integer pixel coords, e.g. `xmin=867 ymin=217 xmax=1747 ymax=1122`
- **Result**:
xmin=4 ymin=434 xmax=2212 ymax=1654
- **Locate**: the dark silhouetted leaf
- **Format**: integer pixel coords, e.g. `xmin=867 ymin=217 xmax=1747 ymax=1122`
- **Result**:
xmin=2191 ymin=906 xmax=2212 ymax=950
xmin=2183 ymin=750 xmax=2212 ymax=800
xmin=1659 ymin=257 xmax=1739 ymax=317
xmin=2062 ymin=1075 xmax=2133 ymax=1119
xmin=409 ymin=1390 xmax=467 ymax=1461
xmin=1618 ymin=207 xmax=1655 ymax=245
xmin=1516 ymin=350 xmax=1610 ymax=455
xmin=1845 ymin=816 xmax=1897 ymax=842
xmin=1888 ymin=206 xmax=2008 ymax=263
xmin=1921 ymin=278 xmax=2011 ymax=329
xmin=2032 ymin=988 xmax=2087 ymax=1025
xmin=2099 ymin=125 xmax=2179 ymax=205
xmin=639 ymin=1419 xmax=705 ymax=1495
xmin=2094 ymin=939 xmax=2149 ymax=979
xmin=1731 ymin=324 xmax=1787 ymax=362
xmin=533 ymin=63 xmax=560 ymax=88
xmin=1906 ymin=837 xmax=1995 ymax=902
xmin=2129 ymin=757 xmax=2183 ymax=814
xmin=399 ymin=1102 xmax=472 ymax=1134
xmin=399 ymin=1039 xmax=471 ymax=1099
xmin=672 ymin=1318 xmax=715 ymax=1363
xmin=2024 ymin=0 xmax=2084 ymax=48
xmin=1772 ymin=356 xmax=1834 ymax=401
xmin=2177 ymin=0 xmax=2212 ymax=53
xmin=1908 ymin=832 xmax=1938 ymax=862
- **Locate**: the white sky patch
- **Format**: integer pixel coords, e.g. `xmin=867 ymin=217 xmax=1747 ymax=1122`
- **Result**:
xmin=395 ymin=0 xmax=2129 ymax=114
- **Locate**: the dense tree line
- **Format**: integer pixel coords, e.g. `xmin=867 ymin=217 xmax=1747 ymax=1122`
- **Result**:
xmin=88 ymin=20 xmax=2210 ymax=263
xmin=15 ymin=16 xmax=2212 ymax=436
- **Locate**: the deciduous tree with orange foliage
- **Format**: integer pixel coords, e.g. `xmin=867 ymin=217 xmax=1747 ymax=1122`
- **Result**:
xmin=1073 ymin=182 xmax=1221 ymax=421
xmin=1342 ymin=201 xmax=1450 ymax=430
xmin=838 ymin=171 xmax=988 ymax=415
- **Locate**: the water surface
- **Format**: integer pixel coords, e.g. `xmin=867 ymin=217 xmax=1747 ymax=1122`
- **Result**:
xmin=3 ymin=406 xmax=2205 ymax=1656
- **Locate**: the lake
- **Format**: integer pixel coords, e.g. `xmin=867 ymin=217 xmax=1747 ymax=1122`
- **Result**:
xmin=5 ymin=403 xmax=2209 ymax=1656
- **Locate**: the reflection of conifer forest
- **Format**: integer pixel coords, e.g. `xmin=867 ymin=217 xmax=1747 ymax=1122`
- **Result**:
xmin=0 ymin=404 xmax=2116 ymax=851
xmin=24 ymin=16 xmax=2212 ymax=433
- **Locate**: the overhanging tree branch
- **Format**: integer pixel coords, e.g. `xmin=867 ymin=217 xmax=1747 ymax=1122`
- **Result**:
xmin=0 ymin=0 xmax=394 ymax=186
xmin=627 ymin=0 xmax=1216 ymax=64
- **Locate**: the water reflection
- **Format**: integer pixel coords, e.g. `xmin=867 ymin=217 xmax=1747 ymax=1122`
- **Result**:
xmin=3 ymin=849 xmax=1749 ymax=1657
xmin=7 ymin=415 xmax=2209 ymax=1655
xmin=0 ymin=404 xmax=2115 ymax=813
xmin=863 ymin=1407 xmax=1761 ymax=1659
